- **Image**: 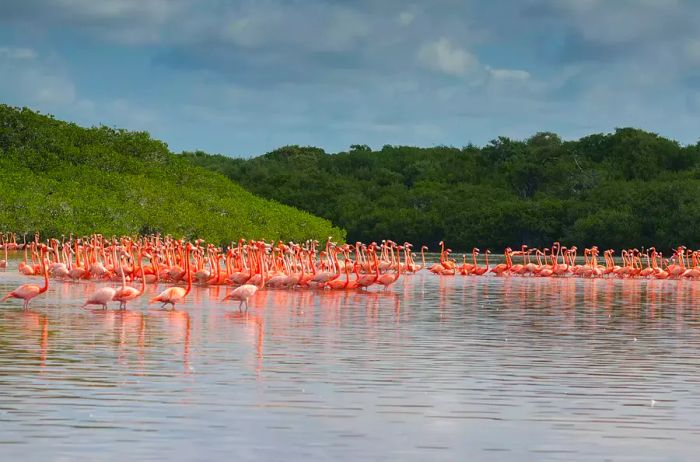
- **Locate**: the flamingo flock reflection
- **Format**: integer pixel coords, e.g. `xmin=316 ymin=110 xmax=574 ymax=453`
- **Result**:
xmin=2 ymin=233 xmax=700 ymax=311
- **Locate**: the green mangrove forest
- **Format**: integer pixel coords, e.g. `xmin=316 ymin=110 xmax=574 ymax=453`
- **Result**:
xmin=2 ymin=103 xmax=699 ymax=250
xmin=184 ymin=131 xmax=700 ymax=250
xmin=0 ymin=105 xmax=344 ymax=243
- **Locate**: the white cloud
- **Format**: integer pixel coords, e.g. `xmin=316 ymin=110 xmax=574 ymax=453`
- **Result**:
xmin=488 ymin=68 xmax=531 ymax=80
xmin=54 ymin=0 xmax=175 ymax=22
xmin=325 ymin=9 xmax=370 ymax=51
xmin=535 ymin=0 xmax=690 ymax=47
xmin=0 ymin=47 xmax=37 ymax=60
xmin=417 ymin=39 xmax=531 ymax=88
xmin=2 ymin=0 xmax=700 ymax=154
xmin=0 ymin=47 xmax=76 ymax=106
xmin=105 ymin=99 xmax=160 ymax=128
xmin=398 ymin=11 xmax=415 ymax=26
xmin=218 ymin=4 xmax=370 ymax=52
xmin=222 ymin=17 xmax=266 ymax=48
xmin=0 ymin=0 xmax=182 ymax=45
xmin=417 ymin=38 xmax=480 ymax=77
xmin=685 ymin=39 xmax=700 ymax=63
xmin=30 ymin=73 xmax=76 ymax=105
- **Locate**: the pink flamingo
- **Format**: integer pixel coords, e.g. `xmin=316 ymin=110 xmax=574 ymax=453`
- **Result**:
xmin=0 ymin=234 xmax=8 ymax=269
xmin=223 ymin=244 xmax=266 ymax=311
xmin=491 ymin=248 xmax=512 ymax=276
xmin=82 ymin=286 xmax=117 ymax=309
xmin=377 ymin=244 xmax=402 ymax=290
xmin=150 ymin=244 xmax=193 ymax=309
xmin=326 ymin=252 xmax=351 ymax=290
xmin=113 ymin=249 xmax=146 ymax=310
xmin=408 ymin=245 xmax=428 ymax=272
xmin=472 ymin=249 xmax=490 ymax=276
xmin=357 ymin=246 xmax=380 ymax=289
xmin=2 ymin=252 xmax=49 ymax=309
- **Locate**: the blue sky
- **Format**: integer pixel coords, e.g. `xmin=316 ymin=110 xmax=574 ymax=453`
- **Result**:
xmin=1 ymin=0 xmax=699 ymax=157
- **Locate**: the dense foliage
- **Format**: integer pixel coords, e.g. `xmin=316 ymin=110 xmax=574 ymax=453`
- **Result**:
xmin=184 ymin=132 xmax=700 ymax=250
xmin=0 ymin=105 xmax=344 ymax=243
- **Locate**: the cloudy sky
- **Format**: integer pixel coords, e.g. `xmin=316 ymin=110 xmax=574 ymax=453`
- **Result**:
xmin=1 ymin=0 xmax=699 ymax=156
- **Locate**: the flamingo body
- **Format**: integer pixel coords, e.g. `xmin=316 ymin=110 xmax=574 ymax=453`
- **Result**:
xmin=150 ymin=286 xmax=187 ymax=309
xmin=2 ymin=284 xmax=44 ymax=309
xmin=113 ymin=286 xmax=141 ymax=309
xmin=223 ymin=284 xmax=258 ymax=311
xmin=83 ymin=287 xmax=116 ymax=309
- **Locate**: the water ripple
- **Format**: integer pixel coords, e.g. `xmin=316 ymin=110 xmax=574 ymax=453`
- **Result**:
xmin=1 ymin=271 xmax=700 ymax=461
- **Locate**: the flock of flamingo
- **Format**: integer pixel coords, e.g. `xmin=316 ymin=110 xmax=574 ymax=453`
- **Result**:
xmin=1 ymin=232 xmax=699 ymax=311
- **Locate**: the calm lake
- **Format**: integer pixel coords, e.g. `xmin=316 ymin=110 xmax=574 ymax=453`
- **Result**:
xmin=1 ymin=268 xmax=700 ymax=461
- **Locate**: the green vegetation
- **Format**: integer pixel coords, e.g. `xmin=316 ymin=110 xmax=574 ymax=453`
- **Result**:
xmin=0 ymin=105 xmax=344 ymax=242
xmin=184 ymin=132 xmax=700 ymax=250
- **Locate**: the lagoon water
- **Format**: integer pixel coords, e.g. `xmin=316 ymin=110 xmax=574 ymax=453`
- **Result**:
xmin=1 ymin=267 xmax=700 ymax=461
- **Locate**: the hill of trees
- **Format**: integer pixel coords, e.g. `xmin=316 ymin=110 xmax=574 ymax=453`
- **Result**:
xmin=183 ymin=131 xmax=700 ymax=250
xmin=0 ymin=105 xmax=344 ymax=243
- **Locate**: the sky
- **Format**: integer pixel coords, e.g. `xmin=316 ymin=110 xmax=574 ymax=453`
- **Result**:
xmin=0 ymin=0 xmax=699 ymax=157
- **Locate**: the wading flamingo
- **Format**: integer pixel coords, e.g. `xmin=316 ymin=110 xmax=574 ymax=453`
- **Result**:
xmin=223 ymin=243 xmax=266 ymax=311
xmin=2 ymin=251 xmax=49 ymax=309
xmin=0 ymin=234 xmax=8 ymax=269
xmin=472 ymin=249 xmax=490 ymax=276
xmin=113 ymin=249 xmax=146 ymax=309
xmin=82 ymin=286 xmax=117 ymax=310
xmin=377 ymin=244 xmax=402 ymax=290
xmin=357 ymin=246 xmax=380 ymax=289
xmin=150 ymin=243 xmax=193 ymax=309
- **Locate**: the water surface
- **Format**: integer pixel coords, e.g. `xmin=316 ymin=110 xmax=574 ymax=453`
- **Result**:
xmin=1 ymin=269 xmax=700 ymax=461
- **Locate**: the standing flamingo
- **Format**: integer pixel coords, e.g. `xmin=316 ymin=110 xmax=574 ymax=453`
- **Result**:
xmin=2 ymin=251 xmax=49 ymax=309
xmin=223 ymin=243 xmax=266 ymax=311
xmin=82 ymin=286 xmax=117 ymax=309
xmin=150 ymin=243 xmax=193 ymax=309
xmin=472 ymin=249 xmax=490 ymax=276
xmin=377 ymin=244 xmax=402 ymax=290
xmin=357 ymin=246 xmax=380 ymax=289
xmin=113 ymin=249 xmax=146 ymax=309
xmin=0 ymin=234 xmax=8 ymax=269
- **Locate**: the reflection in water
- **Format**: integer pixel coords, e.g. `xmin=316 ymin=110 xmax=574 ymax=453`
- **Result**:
xmin=1 ymin=271 xmax=700 ymax=461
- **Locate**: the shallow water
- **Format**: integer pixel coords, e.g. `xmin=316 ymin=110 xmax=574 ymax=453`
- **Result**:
xmin=1 ymin=267 xmax=700 ymax=461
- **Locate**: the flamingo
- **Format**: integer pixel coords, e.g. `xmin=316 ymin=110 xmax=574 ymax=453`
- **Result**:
xmin=357 ymin=246 xmax=380 ymax=289
xmin=150 ymin=243 xmax=193 ymax=309
xmin=472 ymin=249 xmax=490 ymax=276
xmin=2 ymin=252 xmax=49 ymax=309
xmin=223 ymin=244 xmax=266 ymax=311
xmin=429 ymin=241 xmax=446 ymax=273
xmin=377 ymin=244 xmax=402 ymax=290
xmin=0 ymin=234 xmax=8 ymax=269
xmin=325 ymin=252 xmax=352 ymax=290
xmin=68 ymin=241 xmax=88 ymax=281
xmin=539 ymin=247 xmax=556 ymax=277
xmin=82 ymin=286 xmax=117 ymax=310
xmin=113 ymin=250 xmax=146 ymax=309
xmin=491 ymin=248 xmax=512 ymax=276
xmin=18 ymin=243 xmax=35 ymax=275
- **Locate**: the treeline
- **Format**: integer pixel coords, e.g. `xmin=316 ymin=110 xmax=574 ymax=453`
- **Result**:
xmin=0 ymin=105 xmax=344 ymax=243
xmin=183 ymin=130 xmax=700 ymax=250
